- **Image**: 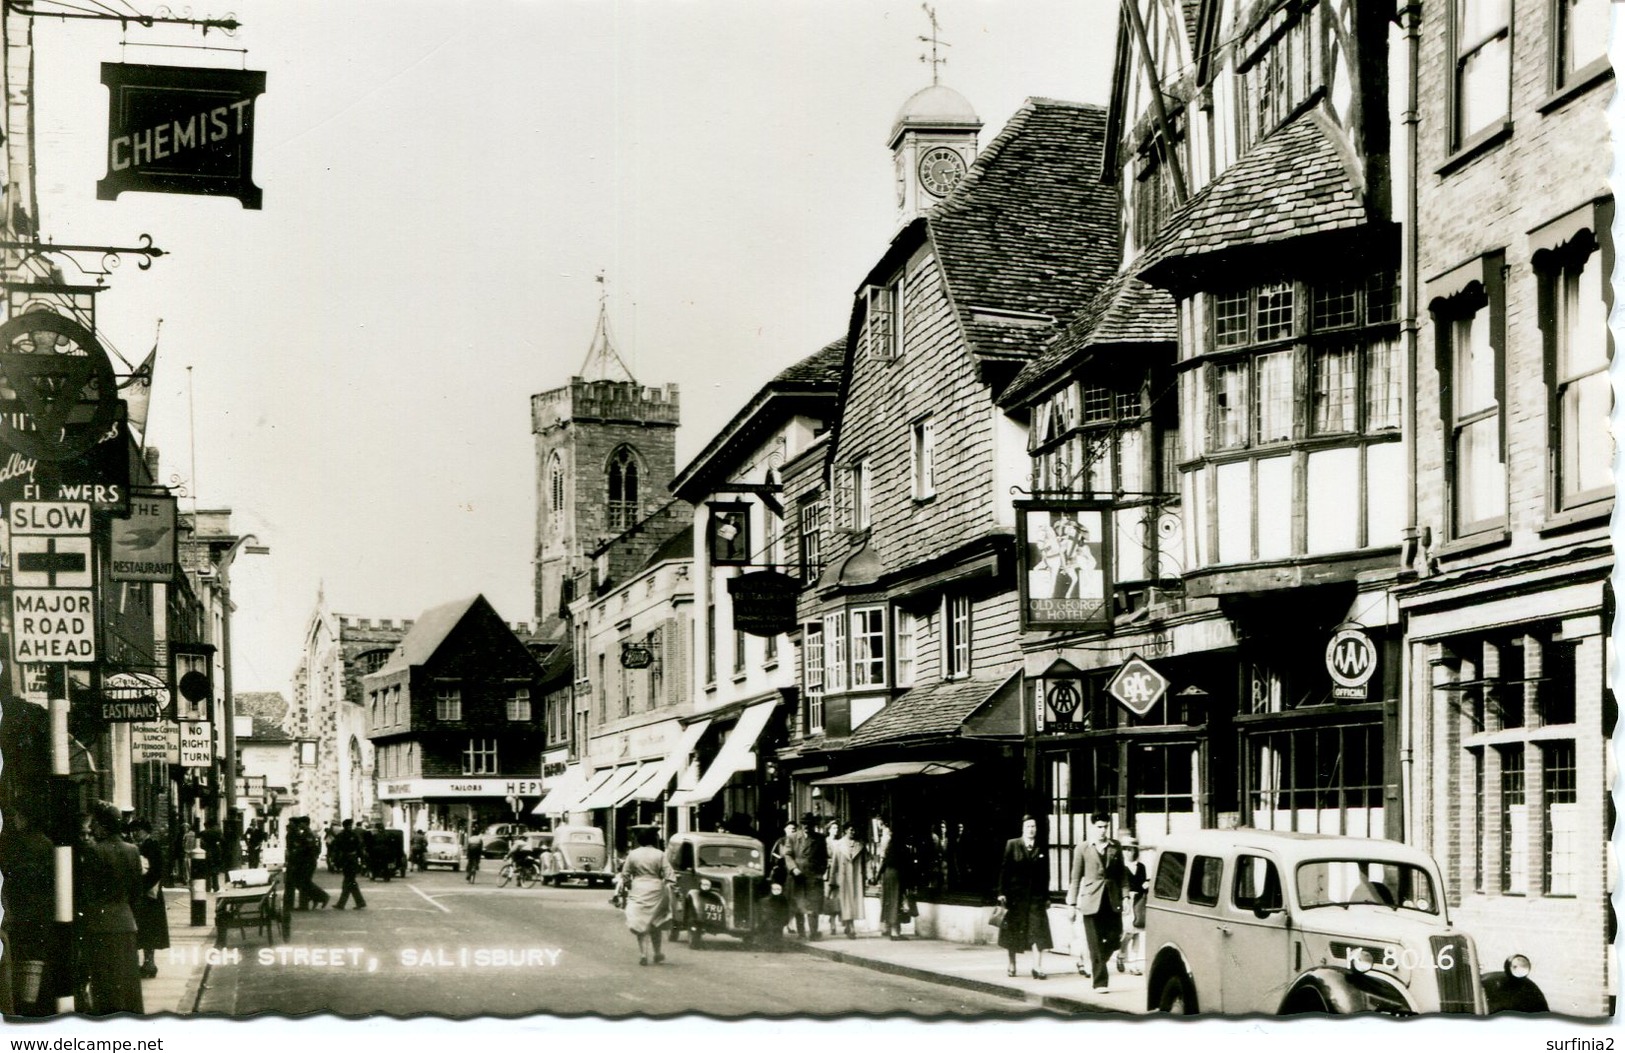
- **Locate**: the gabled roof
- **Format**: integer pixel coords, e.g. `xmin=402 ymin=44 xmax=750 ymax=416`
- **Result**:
xmin=1136 ymin=108 xmax=1370 ymax=284
xmin=377 ymin=595 xmax=480 ymax=673
xmin=924 ymin=99 xmax=1121 ymax=359
xmin=242 ymin=715 xmax=292 ymax=743
xmin=846 ymin=672 xmax=1017 ymax=748
xmin=670 ymin=340 xmax=844 ymax=499
xmin=1001 ymin=271 xmax=1178 ymax=406
xmin=645 ymin=523 xmax=693 ymax=570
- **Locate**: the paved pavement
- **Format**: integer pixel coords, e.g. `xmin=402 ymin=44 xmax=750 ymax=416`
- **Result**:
xmin=143 ymin=883 xmax=226 ymax=1015
xmin=790 ymin=927 xmax=1146 ymax=1015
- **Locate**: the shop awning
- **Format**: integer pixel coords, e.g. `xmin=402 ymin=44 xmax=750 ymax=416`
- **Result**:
xmin=577 ymin=765 xmax=648 ymax=810
xmin=612 ymin=765 xmax=667 ymax=807
xmin=532 ymin=766 xmax=594 ymax=816
xmin=668 ymin=701 xmax=775 ymax=807
xmin=629 ymin=717 xmax=713 ymax=802
xmin=812 ymin=759 xmax=974 ymax=786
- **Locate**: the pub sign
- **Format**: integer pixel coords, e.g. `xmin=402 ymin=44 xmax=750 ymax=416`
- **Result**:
xmin=1016 ymin=500 xmax=1113 ymax=632
xmin=707 ymin=502 xmax=751 ymax=566
xmin=99 ymin=63 xmax=266 ymax=209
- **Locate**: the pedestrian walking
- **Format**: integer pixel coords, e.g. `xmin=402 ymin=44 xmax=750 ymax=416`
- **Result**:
xmin=126 ymin=818 xmax=169 ymax=980
xmin=616 ymin=825 xmax=675 ymax=966
xmin=465 ymin=834 xmax=483 ymax=882
xmin=333 ymin=819 xmax=367 ymax=910
xmin=876 ymin=816 xmax=909 ymax=940
xmin=179 ymin=823 xmax=197 ymax=887
xmin=996 ymin=815 xmax=1053 ymax=979
xmin=287 ymin=817 xmax=329 ymax=910
xmin=826 ymin=820 xmax=865 ymax=939
xmin=1116 ymin=834 xmax=1148 ymax=975
xmin=198 ymin=816 xmax=223 ymax=893
xmin=410 ymin=829 xmax=428 ymax=872
xmin=1066 ymin=815 xmax=1123 ymax=990
xmin=822 ymin=819 xmax=844 ymax=935
xmin=0 ymin=805 xmax=61 ymax=1016
xmin=73 ymin=801 xmax=144 ymax=1014
xmin=800 ymin=814 xmax=828 ymax=940
xmin=245 ymin=820 xmax=266 ymax=868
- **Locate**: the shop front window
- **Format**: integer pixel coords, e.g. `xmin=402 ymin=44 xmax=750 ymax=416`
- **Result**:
xmin=1247 ymin=721 xmax=1384 ymax=837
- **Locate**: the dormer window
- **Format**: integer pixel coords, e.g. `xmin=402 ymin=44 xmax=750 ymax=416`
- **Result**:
xmin=866 ymin=276 xmax=905 ymax=360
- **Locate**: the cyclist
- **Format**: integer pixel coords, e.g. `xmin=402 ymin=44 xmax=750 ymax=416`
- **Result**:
xmin=504 ymin=839 xmax=540 ymax=885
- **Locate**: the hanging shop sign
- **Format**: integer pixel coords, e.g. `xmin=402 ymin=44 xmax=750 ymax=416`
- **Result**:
xmin=0 ymin=404 xmax=130 ymax=515
xmin=1106 ymin=654 xmax=1170 ymax=717
xmin=707 ymin=502 xmax=752 ymax=566
xmin=0 ymin=311 xmax=122 ymax=464
xmin=100 ymin=671 xmax=169 ymax=722
xmin=98 ymin=63 xmax=266 ymax=209
xmin=111 ymin=495 xmax=177 ymax=581
xmin=727 ymin=569 xmax=800 ymax=637
xmin=621 ymin=642 xmax=653 ymax=669
xmin=1326 ymin=623 xmax=1378 ymax=701
xmin=1015 ymin=500 xmax=1113 ymax=632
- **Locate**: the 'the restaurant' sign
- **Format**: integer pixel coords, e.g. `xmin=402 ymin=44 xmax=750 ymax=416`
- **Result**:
xmin=727 ymin=569 xmax=800 ymax=637
xmin=98 ymin=63 xmax=266 ymax=209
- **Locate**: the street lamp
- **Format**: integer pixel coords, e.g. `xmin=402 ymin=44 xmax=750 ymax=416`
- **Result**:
xmin=211 ymin=532 xmax=269 ymax=868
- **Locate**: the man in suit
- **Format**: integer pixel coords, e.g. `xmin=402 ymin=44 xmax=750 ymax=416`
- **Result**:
xmin=1066 ymin=815 xmax=1123 ymax=990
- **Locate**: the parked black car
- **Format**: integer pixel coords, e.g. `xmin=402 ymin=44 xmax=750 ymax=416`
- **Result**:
xmin=667 ymin=832 xmax=788 ymax=948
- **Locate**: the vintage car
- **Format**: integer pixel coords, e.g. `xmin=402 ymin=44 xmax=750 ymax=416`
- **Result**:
xmin=666 ymin=832 xmax=788 ymax=948
xmin=422 ymin=830 xmax=464 ymax=871
xmin=541 ymin=824 xmax=613 ymax=887
xmin=478 ymin=822 xmax=530 ymax=859
xmin=1144 ymin=829 xmax=1548 ymax=1016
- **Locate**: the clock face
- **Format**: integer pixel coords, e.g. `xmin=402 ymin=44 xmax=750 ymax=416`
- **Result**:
xmin=918 ymin=146 xmax=966 ymax=198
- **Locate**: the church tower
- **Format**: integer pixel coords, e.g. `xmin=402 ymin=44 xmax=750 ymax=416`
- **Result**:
xmin=890 ymin=11 xmax=981 ymax=224
xmin=531 ymin=294 xmax=680 ymax=637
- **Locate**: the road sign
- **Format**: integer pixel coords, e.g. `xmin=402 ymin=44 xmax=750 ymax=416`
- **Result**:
xmin=12 ymin=588 xmax=95 ymax=663
xmin=9 ymin=501 xmax=91 ymax=535
xmin=12 ymin=535 xmax=92 ymax=588
xmin=1106 ymin=654 xmax=1170 ymax=717
xmin=178 ymin=721 xmax=211 ymax=768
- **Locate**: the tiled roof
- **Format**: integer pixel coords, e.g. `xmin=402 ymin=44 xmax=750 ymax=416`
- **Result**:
xmin=235 ymin=691 xmax=289 ymax=725
xmin=1002 ymin=271 xmax=1178 ymax=405
xmin=379 ymin=595 xmax=479 ymax=673
xmin=644 ymin=523 xmax=693 ymax=570
xmin=1136 ymin=109 xmax=1369 ymax=281
xmin=243 ymin=715 xmax=291 ymax=743
xmin=926 ymin=99 xmax=1122 ymax=360
xmin=846 ymin=673 xmax=1012 ymax=748
xmin=670 ymin=339 xmax=844 ymax=498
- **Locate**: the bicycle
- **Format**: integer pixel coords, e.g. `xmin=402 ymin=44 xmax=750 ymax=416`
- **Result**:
xmin=498 ymin=859 xmax=540 ymax=888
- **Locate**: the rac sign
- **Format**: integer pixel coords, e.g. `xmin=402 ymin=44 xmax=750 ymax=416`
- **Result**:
xmin=1107 ymin=655 xmax=1170 ymax=717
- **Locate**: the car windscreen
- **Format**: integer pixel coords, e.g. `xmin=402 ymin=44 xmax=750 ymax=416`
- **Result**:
xmin=1295 ymin=859 xmax=1440 ymax=915
xmin=696 ymin=844 xmax=763 ymax=872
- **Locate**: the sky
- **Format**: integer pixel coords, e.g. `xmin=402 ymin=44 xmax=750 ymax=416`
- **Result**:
xmin=28 ymin=0 xmax=1115 ymax=693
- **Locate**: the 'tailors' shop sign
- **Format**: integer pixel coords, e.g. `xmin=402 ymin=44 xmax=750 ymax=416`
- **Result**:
xmin=98 ymin=63 xmax=266 ymax=209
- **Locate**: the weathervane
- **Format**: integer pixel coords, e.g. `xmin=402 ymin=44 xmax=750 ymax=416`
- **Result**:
xmin=919 ymin=3 xmax=951 ymax=86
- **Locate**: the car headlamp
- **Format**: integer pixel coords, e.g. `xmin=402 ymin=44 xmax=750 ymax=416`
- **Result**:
xmin=770 ymin=882 xmax=784 ymax=896
xmin=699 ymin=878 xmax=712 ymax=892
xmin=1505 ymin=954 xmax=1533 ymax=979
xmin=1349 ymin=947 xmax=1376 ymax=973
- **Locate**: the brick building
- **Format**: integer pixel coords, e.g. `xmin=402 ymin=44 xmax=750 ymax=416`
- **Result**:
xmin=364 ymin=595 xmax=549 ymax=833
xmin=1399 ymin=0 xmax=1612 ymax=1016
xmin=668 ymin=338 xmax=844 ymax=836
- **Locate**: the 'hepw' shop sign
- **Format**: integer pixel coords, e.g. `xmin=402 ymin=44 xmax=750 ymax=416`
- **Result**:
xmin=98 ymin=63 xmax=266 ymax=209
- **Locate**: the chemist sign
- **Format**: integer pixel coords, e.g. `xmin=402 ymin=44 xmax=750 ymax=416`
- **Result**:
xmin=98 ymin=63 xmax=266 ymax=209
xmin=12 ymin=589 xmax=95 ymax=664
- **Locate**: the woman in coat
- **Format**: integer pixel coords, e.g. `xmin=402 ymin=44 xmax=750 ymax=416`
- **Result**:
xmin=74 ymin=801 xmax=143 ymax=1014
xmin=826 ymin=820 xmax=865 ymax=938
xmin=616 ymin=825 xmax=675 ymax=967
xmin=996 ymin=815 xmax=1053 ymax=979
xmin=127 ymin=817 xmax=169 ymax=979
xmin=876 ymin=816 xmax=908 ymax=940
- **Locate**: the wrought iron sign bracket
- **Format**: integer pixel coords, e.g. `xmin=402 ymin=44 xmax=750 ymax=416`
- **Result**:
xmin=0 ymin=235 xmax=167 ymax=279
xmin=9 ymin=1 xmax=240 ymax=34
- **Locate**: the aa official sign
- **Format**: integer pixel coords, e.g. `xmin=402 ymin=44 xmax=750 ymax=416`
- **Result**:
xmin=98 ymin=63 xmax=266 ymax=209
xmin=1326 ymin=624 xmax=1379 ymax=701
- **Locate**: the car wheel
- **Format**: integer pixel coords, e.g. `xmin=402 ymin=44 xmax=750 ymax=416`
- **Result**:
xmin=1281 ymin=985 xmax=1331 ymax=1015
xmin=453 ymin=862 xmax=461 ymax=872
xmin=689 ymin=912 xmax=704 ymax=950
xmin=1158 ymin=973 xmax=1194 ymax=1014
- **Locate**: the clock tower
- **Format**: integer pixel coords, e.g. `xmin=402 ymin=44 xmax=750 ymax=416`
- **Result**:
xmin=890 ymin=83 xmax=980 ymax=225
